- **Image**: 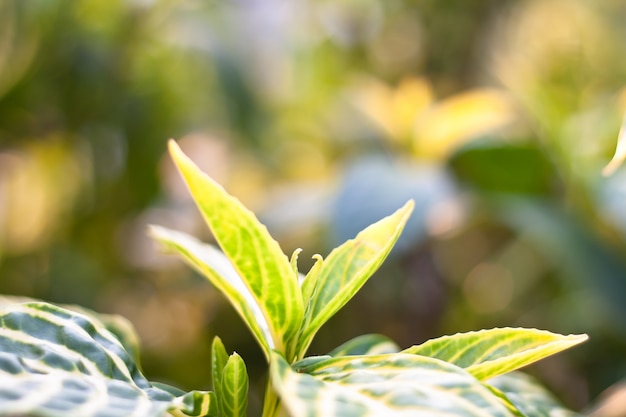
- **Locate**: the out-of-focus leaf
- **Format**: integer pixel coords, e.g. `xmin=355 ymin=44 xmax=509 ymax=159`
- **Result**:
xmin=413 ymin=89 xmax=516 ymax=159
xmin=0 ymin=302 xmax=214 ymax=417
xmin=271 ymin=351 xmax=518 ymax=417
xmin=295 ymin=201 xmax=413 ymax=358
xmin=488 ymin=372 xmax=583 ymax=417
xmin=331 ymin=157 xmax=458 ymax=251
xmin=602 ymin=113 xmax=626 ymax=176
xmin=328 ymin=334 xmax=400 ymax=357
xmin=495 ymin=199 xmax=626 ymax=331
xmin=404 ymin=328 xmax=587 ymax=381
xmin=163 ymin=140 xmax=303 ymax=357
xmin=352 ymin=76 xmax=433 ymax=141
xmin=448 ymin=141 xmax=558 ymax=195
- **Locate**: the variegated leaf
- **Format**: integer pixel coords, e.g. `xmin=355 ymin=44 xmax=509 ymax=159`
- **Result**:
xmin=328 ymin=334 xmax=400 ymax=357
xmin=164 ymin=140 xmax=303 ymax=357
xmin=295 ymin=201 xmax=413 ymax=358
xmin=0 ymin=295 xmax=141 ymax=362
xmin=270 ymin=350 xmax=519 ymax=417
xmin=151 ymin=226 xmax=274 ymax=360
xmin=0 ymin=302 xmax=214 ymax=417
xmin=403 ymin=328 xmax=588 ymax=381
xmin=487 ymin=372 xmax=583 ymax=417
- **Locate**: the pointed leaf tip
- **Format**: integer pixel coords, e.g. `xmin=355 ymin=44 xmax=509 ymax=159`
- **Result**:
xmin=165 ymin=140 xmax=304 ymax=358
xmin=405 ymin=328 xmax=588 ymax=381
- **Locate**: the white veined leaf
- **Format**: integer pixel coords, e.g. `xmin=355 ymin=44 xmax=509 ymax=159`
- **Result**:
xmin=270 ymin=351 xmax=520 ymax=417
xmin=0 ymin=302 xmax=215 ymax=417
xmin=403 ymin=328 xmax=587 ymax=381
xmin=295 ymin=201 xmax=413 ymax=358
xmin=166 ymin=140 xmax=303 ymax=358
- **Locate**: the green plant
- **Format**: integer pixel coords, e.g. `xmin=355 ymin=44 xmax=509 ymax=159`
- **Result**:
xmin=0 ymin=140 xmax=587 ymax=417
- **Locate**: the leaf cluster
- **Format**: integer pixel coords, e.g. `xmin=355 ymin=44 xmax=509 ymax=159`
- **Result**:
xmin=0 ymin=141 xmax=587 ymax=417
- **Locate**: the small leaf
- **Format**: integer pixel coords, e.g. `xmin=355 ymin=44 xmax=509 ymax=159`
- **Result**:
xmin=295 ymin=201 xmax=413 ymax=358
xmin=404 ymin=328 xmax=588 ymax=380
xmin=271 ymin=351 xmax=518 ymax=417
xmin=166 ymin=140 xmax=303 ymax=356
xmin=211 ymin=336 xmax=229 ymax=415
xmin=220 ymin=353 xmax=248 ymax=417
xmin=328 ymin=334 xmax=400 ymax=357
xmin=300 ymin=254 xmax=323 ymax=302
xmin=487 ymin=372 xmax=583 ymax=417
xmin=0 ymin=302 xmax=214 ymax=417
xmin=290 ymin=248 xmax=303 ymax=277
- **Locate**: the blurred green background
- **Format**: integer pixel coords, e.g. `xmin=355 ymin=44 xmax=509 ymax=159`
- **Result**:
xmin=2 ymin=0 xmax=626 ymax=413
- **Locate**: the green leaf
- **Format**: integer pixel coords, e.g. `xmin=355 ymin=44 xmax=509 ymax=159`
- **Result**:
xmin=220 ymin=353 xmax=248 ymax=417
xmin=164 ymin=140 xmax=303 ymax=357
xmin=211 ymin=336 xmax=229 ymax=415
xmin=270 ymin=350 xmax=519 ymax=417
xmin=328 ymin=334 xmax=400 ymax=357
xmin=0 ymin=302 xmax=214 ymax=417
xmin=487 ymin=372 xmax=583 ymax=417
xmin=150 ymin=226 xmax=275 ymax=361
xmin=0 ymin=295 xmax=142 ymax=363
xmin=295 ymin=201 xmax=413 ymax=358
xmin=403 ymin=328 xmax=588 ymax=381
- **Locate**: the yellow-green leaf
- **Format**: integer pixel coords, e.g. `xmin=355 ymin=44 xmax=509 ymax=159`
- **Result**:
xmin=0 ymin=302 xmax=215 ymax=417
xmin=295 ymin=201 xmax=413 ymax=358
xmin=164 ymin=140 xmax=304 ymax=356
xmin=404 ymin=328 xmax=588 ymax=381
xmin=270 ymin=351 xmax=518 ymax=417
xmin=150 ymin=226 xmax=275 ymax=359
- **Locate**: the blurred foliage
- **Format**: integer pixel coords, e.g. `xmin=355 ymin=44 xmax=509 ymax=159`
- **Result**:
xmin=2 ymin=0 xmax=626 ymax=415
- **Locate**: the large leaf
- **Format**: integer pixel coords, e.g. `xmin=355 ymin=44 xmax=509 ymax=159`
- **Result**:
xmin=296 ymin=201 xmax=413 ymax=358
xmin=219 ymin=353 xmax=248 ymax=417
xmin=487 ymin=372 xmax=583 ymax=417
xmin=404 ymin=328 xmax=587 ymax=381
xmin=151 ymin=226 xmax=275 ymax=360
xmin=270 ymin=351 xmax=518 ymax=417
xmin=166 ymin=140 xmax=303 ymax=355
xmin=0 ymin=301 xmax=214 ymax=417
xmin=0 ymin=295 xmax=141 ymax=363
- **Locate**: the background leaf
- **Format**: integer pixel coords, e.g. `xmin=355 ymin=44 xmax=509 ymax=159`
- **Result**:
xmin=167 ymin=140 xmax=303 ymax=355
xmin=271 ymin=350 xmax=518 ymax=417
xmin=296 ymin=201 xmax=413 ymax=358
xmin=328 ymin=334 xmax=400 ymax=356
xmin=0 ymin=302 xmax=213 ymax=417
xmin=487 ymin=372 xmax=583 ymax=417
xmin=403 ymin=328 xmax=587 ymax=380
